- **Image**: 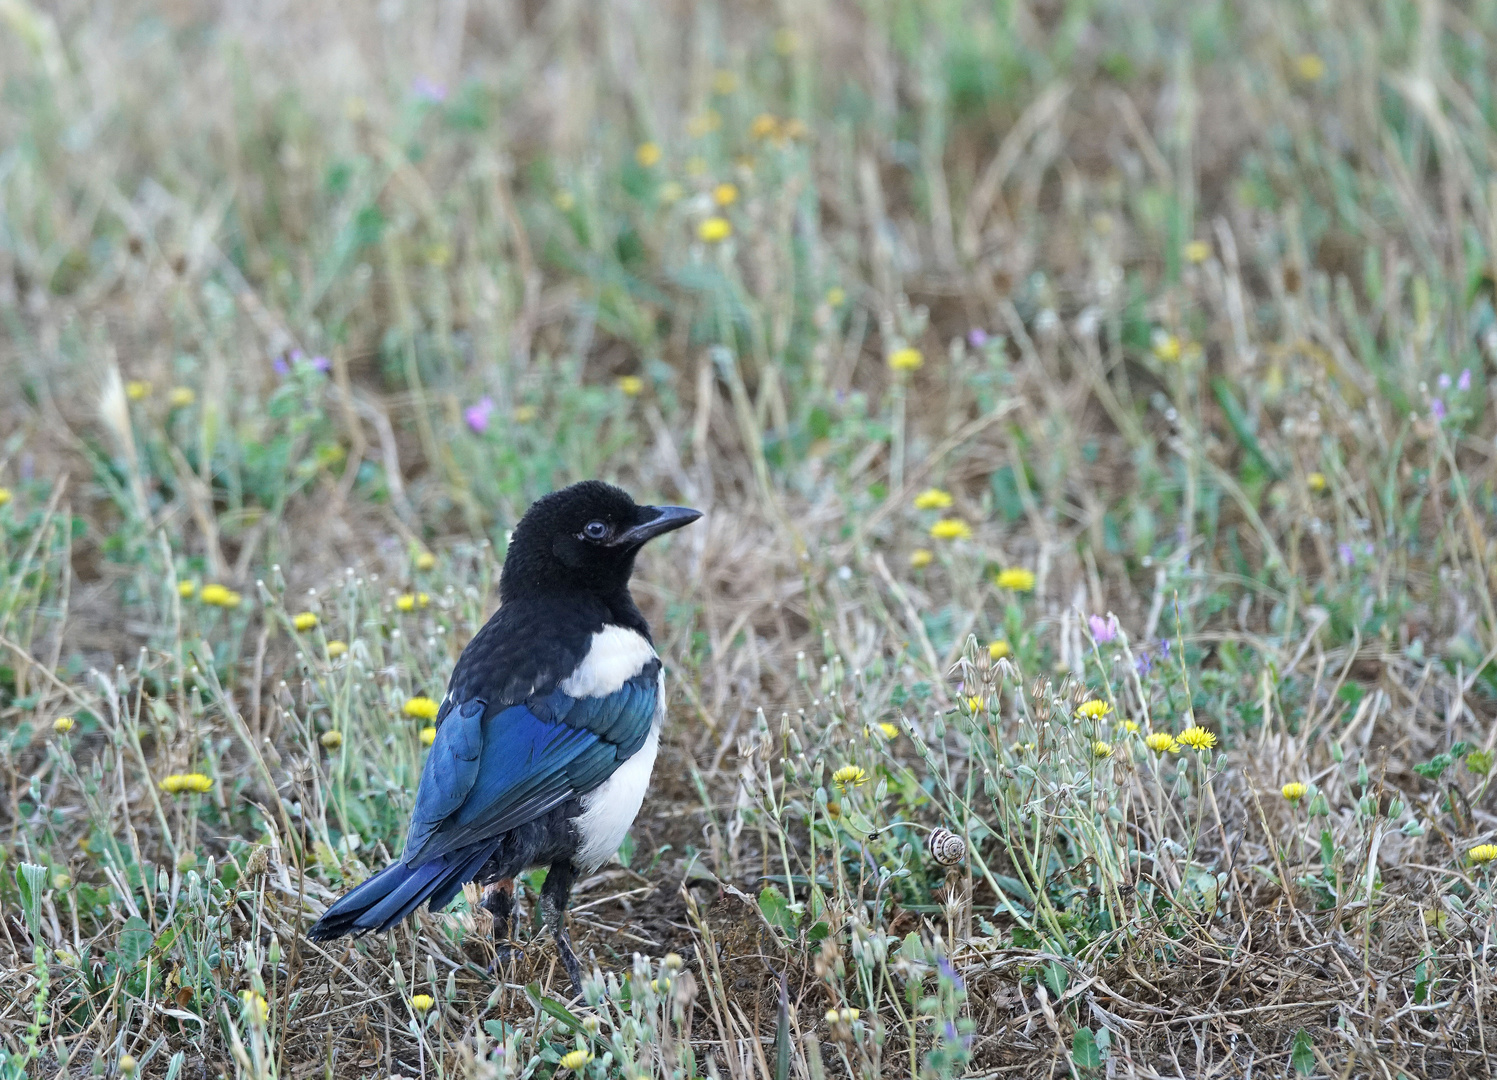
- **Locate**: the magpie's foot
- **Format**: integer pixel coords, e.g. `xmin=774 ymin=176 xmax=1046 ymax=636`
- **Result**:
xmin=553 ymin=924 xmax=585 ymax=998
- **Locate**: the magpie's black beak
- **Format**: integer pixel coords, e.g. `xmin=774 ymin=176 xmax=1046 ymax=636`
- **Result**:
xmin=613 ymin=505 xmax=702 ymax=546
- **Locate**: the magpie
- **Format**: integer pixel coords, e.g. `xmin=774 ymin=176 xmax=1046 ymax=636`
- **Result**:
xmin=307 ymin=481 xmax=700 ymax=993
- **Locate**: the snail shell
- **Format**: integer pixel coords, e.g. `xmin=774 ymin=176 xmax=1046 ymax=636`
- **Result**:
xmin=926 ymin=828 xmax=967 ymax=866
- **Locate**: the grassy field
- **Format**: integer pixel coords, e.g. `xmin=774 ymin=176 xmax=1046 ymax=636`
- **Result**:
xmin=3 ymin=0 xmax=1497 ymax=1076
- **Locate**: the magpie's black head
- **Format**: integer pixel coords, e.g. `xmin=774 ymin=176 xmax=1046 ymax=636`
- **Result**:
xmin=500 ymin=481 xmax=701 ymax=601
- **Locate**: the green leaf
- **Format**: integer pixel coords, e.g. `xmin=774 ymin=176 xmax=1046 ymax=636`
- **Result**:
xmin=523 ymin=983 xmax=581 ymax=1031
xmin=758 ymin=885 xmax=798 ymax=934
xmin=1071 ymin=1027 xmax=1101 ymax=1069
xmin=15 ymin=863 xmax=46 ymax=944
xmin=1290 ymin=1028 xmax=1315 ymax=1075
xmin=118 ymin=916 xmax=154 ymax=968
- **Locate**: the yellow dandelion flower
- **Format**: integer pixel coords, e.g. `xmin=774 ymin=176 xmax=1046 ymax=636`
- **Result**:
xmin=825 ymin=286 xmax=846 ymax=307
xmin=1184 ymin=240 xmax=1211 ymax=264
xmin=750 ymin=114 xmax=779 ymax=139
xmin=168 ymin=386 xmax=196 ymax=408
xmin=1295 ymin=54 xmax=1326 ymax=82
xmin=824 ymin=1007 xmax=860 ymax=1023
xmin=1076 ymin=699 xmax=1110 ymax=720
xmin=1011 ymin=741 xmax=1036 ymax=755
xmin=53 ymin=716 xmax=74 ymax=734
xmin=395 ymin=593 xmax=416 ymax=611
xmin=929 ymin=519 xmax=971 ymax=541
xmin=966 ymin=695 xmax=985 ymax=714
xmin=711 ymin=70 xmax=738 ymax=95
xmin=618 ymin=375 xmax=645 ymax=396
xmin=713 ymin=182 xmax=739 ymax=207
xmin=178 ymin=581 xmax=196 ymax=599
xmin=200 ymin=584 xmax=242 ymax=607
xmin=1177 ymin=725 xmax=1217 ymax=752
xmin=326 ymin=640 xmax=348 ymax=659
xmin=52 ymin=872 xmax=70 ymax=889
xmin=914 ymin=488 xmax=954 ymax=510
xmin=995 ymin=568 xmax=1036 ymax=592
xmin=417 ymin=592 xmax=430 ymax=607
xmin=319 ymin=730 xmax=343 ymax=751
xmin=1281 ymin=782 xmax=1307 ymax=803
xmin=1307 ymin=472 xmax=1326 ymax=493
xmin=0 ymin=488 xmax=10 ymax=508
xmin=635 ymin=142 xmax=662 ymax=168
xmin=1152 ymin=332 xmax=1181 ymax=362
xmin=293 ymin=612 xmax=318 ymax=631
xmin=160 ymin=773 xmax=214 ymax=794
xmin=553 ymin=191 xmax=576 ymax=211
xmin=514 ymin=404 xmax=538 ymax=423
xmin=404 ymin=696 xmax=440 ymax=720
xmin=832 ymin=764 xmax=868 ymax=791
xmin=698 ymin=216 xmax=733 ymax=243
xmin=1093 ymin=741 xmax=1113 ymax=760
xmin=559 ymin=1050 xmax=592 ymax=1071
xmin=419 ymin=726 xmax=437 ymax=746
xmin=877 ymin=722 xmax=899 ymax=739
xmin=1123 ymin=720 xmax=1139 ymax=734
xmin=1145 ymin=732 xmax=1179 ymax=754
xmin=410 ymin=994 xmax=434 ymax=1012
xmin=414 ymin=550 xmax=437 ymax=571
xmin=240 ymin=990 xmax=269 ymax=1023
xmin=908 ymin=548 xmax=933 ymax=569
xmin=988 ymin=640 xmax=1011 ymax=660
xmin=1469 ymin=843 xmax=1497 ymax=864
xmin=888 ymin=347 xmax=923 ymax=372
xmin=126 ymin=380 xmax=152 ymax=401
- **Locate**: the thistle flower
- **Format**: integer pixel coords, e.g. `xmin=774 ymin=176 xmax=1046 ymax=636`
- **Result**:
xmin=617 ymin=375 xmax=644 ymax=396
xmin=988 ymin=640 xmax=1011 ymax=660
xmin=1281 ymin=782 xmax=1308 ymax=803
xmin=168 ymin=386 xmax=196 ymax=407
xmin=698 ymin=216 xmax=732 ymax=243
xmin=1092 ymin=741 xmax=1113 ymax=760
xmin=1145 ymin=732 xmax=1180 ymax=754
xmin=53 ymin=716 xmax=74 ymax=734
xmin=635 ymin=142 xmax=661 ymax=167
xmin=404 ymin=696 xmax=440 ymax=720
xmin=929 ymin=519 xmax=971 ymax=541
xmin=414 ymin=550 xmax=437 ymax=571
xmin=465 ymin=396 xmax=495 ymax=433
xmin=1469 ymin=844 xmax=1497 ymax=864
xmin=240 ymin=990 xmax=269 ymax=1023
xmin=419 ymin=726 xmax=438 ymax=746
xmin=832 ymin=764 xmax=868 ymax=791
xmin=995 ymin=568 xmax=1035 ymax=592
xmin=326 ymin=640 xmax=348 ymax=659
xmin=1088 ymin=613 xmax=1119 ymax=643
xmin=559 ymin=1050 xmax=592 ymax=1071
xmin=1075 ymin=699 xmax=1110 ymax=721
xmin=319 ymin=730 xmax=343 ymax=750
xmin=908 ymin=548 xmax=933 ymax=569
xmin=888 ymin=347 xmax=923 ymax=371
xmin=1177 ymin=725 xmax=1217 ymax=752
xmin=293 ymin=612 xmax=318 ymax=631
xmin=712 ymin=182 xmax=739 ymax=207
xmin=914 ymin=488 xmax=953 ymax=510
xmin=161 ymin=774 xmax=213 ymax=794
xmin=410 ymin=994 xmax=434 ymax=1012
xmin=1184 ymin=240 xmax=1211 ymax=264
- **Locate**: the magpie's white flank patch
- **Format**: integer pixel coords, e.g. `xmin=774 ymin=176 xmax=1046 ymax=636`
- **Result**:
xmin=560 ymin=625 xmax=656 ymax=698
xmin=573 ymin=669 xmax=664 ymax=870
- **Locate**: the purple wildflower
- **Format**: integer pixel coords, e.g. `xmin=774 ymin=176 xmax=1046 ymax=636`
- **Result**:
xmin=967 ymin=328 xmax=989 ymax=348
xmin=936 ymin=955 xmax=965 ymax=990
xmin=273 ymin=357 xmax=289 ymax=376
xmin=1438 ymin=372 xmax=1452 ymax=390
xmin=1338 ymin=542 xmax=1354 ymax=566
xmin=1135 ymin=652 xmax=1153 ymax=676
xmin=310 ymin=355 xmax=330 ymax=373
xmin=464 ymin=396 xmax=495 ymax=434
xmin=1158 ymin=639 xmax=1171 ymax=660
xmin=413 ymin=77 xmax=447 ymax=103
xmin=1459 ymin=368 xmax=1472 ymax=392
xmin=1431 ymin=398 xmax=1446 ymax=421
xmin=1088 ymin=613 xmax=1119 ymax=643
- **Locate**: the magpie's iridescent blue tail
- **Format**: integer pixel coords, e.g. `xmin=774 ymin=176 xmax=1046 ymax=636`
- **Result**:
xmin=307 ymin=843 xmax=496 ymax=940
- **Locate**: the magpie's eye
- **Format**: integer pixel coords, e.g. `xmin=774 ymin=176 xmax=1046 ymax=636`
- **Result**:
xmin=582 ymin=520 xmax=610 ymax=541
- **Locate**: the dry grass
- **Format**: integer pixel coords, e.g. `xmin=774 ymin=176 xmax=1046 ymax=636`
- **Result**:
xmin=2 ymin=0 xmax=1497 ymax=1076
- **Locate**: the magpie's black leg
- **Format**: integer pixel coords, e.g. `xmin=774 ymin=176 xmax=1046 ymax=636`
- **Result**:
xmin=539 ymin=861 xmax=583 ymax=995
xmin=481 ymin=879 xmax=515 ymax=973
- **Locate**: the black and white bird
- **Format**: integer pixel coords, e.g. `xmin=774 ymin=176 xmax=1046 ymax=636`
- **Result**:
xmin=307 ymin=481 xmax=700 ymax=992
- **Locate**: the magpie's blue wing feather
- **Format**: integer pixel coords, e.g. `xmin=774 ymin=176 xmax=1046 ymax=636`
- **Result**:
xmin=398 ymin=665 xmax=659 ymax=866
